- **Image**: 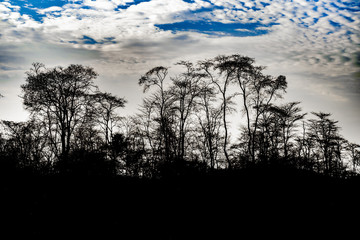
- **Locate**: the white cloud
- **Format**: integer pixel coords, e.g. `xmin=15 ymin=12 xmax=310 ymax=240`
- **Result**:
xmin=1 ymin=0 xmax=358 ymax=70
xmin=255 ymin=26 xmax=271 ymax=31
xmin=37 ymin=6 xmax=63 ymax=14
xmin=82 ymin=0 xmax=118 ymax=10
xmin=111 ymin=0 xmax=135 ymax=5
xmin=0 ymin=2 xmax=22 ymax=21
xmin=0 ymin=4 xmax=11 ymax=12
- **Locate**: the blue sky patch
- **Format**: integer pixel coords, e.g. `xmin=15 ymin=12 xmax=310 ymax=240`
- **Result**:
xmin=340 ymin=14 xmax=355 ymax=23
xmin=260 ymin=2 xmax=270 ymax=8
xmin=115 ymin=0 xmax=152 ymax=10
xmin=82 ymin=35 xmax=98 ymax=44
xmin=69 ymin=36 xmax=117 ymax=45
xmin=329 ymin=20 xmax=341 ymax=28
xmin=155 ymin=21 xmax=277 ymax=37
xmin=8 ymin=0 xmax=154 ymax=19
xmin=8 ymin=0 xmax=67 ymax=22
xmin=182 ymin=0 xmax=213 ymax=4
xmin=8 ymin=0 xmax=67 ymax=9
xmin=330 ymin=1 xmax=360 ymax=12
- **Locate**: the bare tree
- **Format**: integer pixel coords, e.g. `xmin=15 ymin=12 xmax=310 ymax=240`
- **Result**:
xmin=234 ymin=58 xmax=287 ymax=163
xmin=199 ymin=54 xmax=287 ymax=166
xmin=1 ymin=119 xmax=49 ymax=172
xmin=308 ymin=112 xmax=343 ymax=175
xmin=346 ymin=142 xmax=360 ymax=174
xmin=139 ymin=66 xmax=175 ymax=162
xmin=170 ymin=61 xmax=204 ymax=161
xmin=255 ymin=107 xmax=282 ymax=162
xmin=192 ymin=79 xmax=223 ymax=169
xmin=92 ymin=92 xmax=126 ymax=145
xmin=21 ymin=63 xmax=98 ymax=168
xmin=268 ymin=102 xmax=306 ymax=158
xmin=198 ymin=56 xmax=238 ymax=169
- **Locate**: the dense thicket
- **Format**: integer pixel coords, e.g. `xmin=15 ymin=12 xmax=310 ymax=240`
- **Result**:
xmin=0 ymin=54 xmax=359 ymax=177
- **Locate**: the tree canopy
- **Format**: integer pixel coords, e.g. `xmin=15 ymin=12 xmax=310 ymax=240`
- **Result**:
xmin=0 ymin=55 xmax=359 ymax=177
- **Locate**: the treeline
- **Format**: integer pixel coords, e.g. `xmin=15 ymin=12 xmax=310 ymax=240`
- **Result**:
xmin=0 ymin=55 xmax=359 ymax=177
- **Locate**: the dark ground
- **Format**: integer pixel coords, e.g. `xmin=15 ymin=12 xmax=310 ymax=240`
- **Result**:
xmin=1 ymin=167 xmax=359 ymax=239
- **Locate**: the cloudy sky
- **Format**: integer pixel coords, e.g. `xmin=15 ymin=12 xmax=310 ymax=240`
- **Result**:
xmin=0 ymin=0 xmax=359 ymax=142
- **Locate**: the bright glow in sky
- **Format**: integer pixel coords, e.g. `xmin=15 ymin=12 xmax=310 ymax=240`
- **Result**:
xmin=0 ymin=0 xmax=359 ymax=142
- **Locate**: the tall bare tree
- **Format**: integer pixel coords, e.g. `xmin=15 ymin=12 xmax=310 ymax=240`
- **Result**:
xmin=196 ymin=83 xmax=223 ymax=169
xmin=170 ymin=61 xmax=204 ymax=161
xmin=268 ymin=102 xmax=306 ymax=158
xmin=21 ymin=63 xmax=98 ymax=167
xmin=92 ymin=92 xmax=126 ymax=145
xmin=234 ymin=57 xmax=287 ymax=163
xmin=139 ymin=66 xmax=175 ymax=162
xmin=198 ymin=56 xmax=239 ymax=168
xmin=308 ymin=112 xmax=343 ymax=175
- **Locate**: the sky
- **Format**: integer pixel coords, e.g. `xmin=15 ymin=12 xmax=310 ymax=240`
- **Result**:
xmin=0 ymin=0 xmax=359 ymax=143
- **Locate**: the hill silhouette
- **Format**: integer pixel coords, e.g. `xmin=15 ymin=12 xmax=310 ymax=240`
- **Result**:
xmin=1 ymin=166 xmax=359 ymax=239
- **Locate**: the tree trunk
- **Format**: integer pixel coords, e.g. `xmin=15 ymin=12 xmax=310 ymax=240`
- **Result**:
xmin=222 ymin=97 xmax=231 ymax=169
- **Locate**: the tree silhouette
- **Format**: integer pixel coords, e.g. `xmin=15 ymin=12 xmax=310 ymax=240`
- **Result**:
xmin=21 ymin=63 xmax=99 ymax=172
xmin=235 ymin=61 xmax=287 ymax=163
xmin=1 ymin=119 xmax=50 ymax=174
xmin=307 ymin=112 xmax=344 ymax=176
xmin=346 ymin=142 xmax=360 ymax=174
xmin=118 ymin=116 xmax=154 ymax=177
xmin=264 ymin=102 xmax=306 ymax=160
xmin=196 ymin=83 xmax=223 ymax=169
xmin=198 ymin=57 xmax=238 ymax=168
xmin=92 ymin=92 xmax=126 ymax=145
xmin=0 ymin=54 xmax=357 ymax=178
xmin=110 ymin=133 xmax=145 ymax=176
xmin=170 ymin=61 xmax=204 ymax=162
xmin=139 ymin=66 xmax=175 ymax=163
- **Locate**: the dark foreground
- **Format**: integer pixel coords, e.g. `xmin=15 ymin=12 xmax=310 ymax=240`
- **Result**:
xmin=1 ymin=168 xmax=359 ymax=239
